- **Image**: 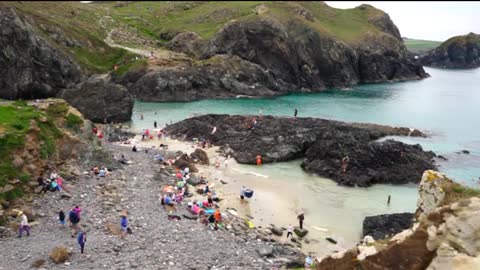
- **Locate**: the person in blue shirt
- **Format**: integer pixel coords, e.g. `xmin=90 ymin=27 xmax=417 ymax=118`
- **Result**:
xmin=77 ymin=231 xmax=86 ymax=254
xmin=120 ymin=213 xmax=128 ymax=239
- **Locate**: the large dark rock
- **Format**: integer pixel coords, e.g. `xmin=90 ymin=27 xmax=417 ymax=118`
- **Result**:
xmin=58 ymin=75 xmax=133 ymax=123
xmin=165 ymin=115 xmax=437 ymax=187
xmin=128 ymin=11 xmax=426 ymax=102
xmin=0 ymin=7 xmax=83 ymax=100
xmin=363 ymin=212 xmax=414 ymax=240
xmin=420 ymin=32 xmax=480 ymax=69
xmin=190 ymin=148 xmax=210 ymax=165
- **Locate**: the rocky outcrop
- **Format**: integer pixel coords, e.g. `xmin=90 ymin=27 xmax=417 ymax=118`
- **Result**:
xmin=316 ymin=170 xmax=480 ymax=270
xmin=420 ymin=33 xmax=480 ymax=69
xmin=0 ymin=7 xmax=83 ymax=100
xmin=49 ymin=246 xmax=69 ymax=264
xmin=129 ymin=5 xmax=426 ymax=102
xmin=165 ymin=114 xmax=436 ymax=187
xmin=59 ymin=75 xmax=134 ymax=123
xmin=363 ymin=212 xmax=414 ymax=240
xmin=130 ymin=55 xmax=294 ymax=101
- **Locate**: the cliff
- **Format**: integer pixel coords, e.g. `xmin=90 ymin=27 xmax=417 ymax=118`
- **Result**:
xmin=420 ymin=32 xmax=480 ymax=69
xmin=315 ymin=170 xmax=480 ymax=270
xmin=164 ymin=114 xmax=437 ymax=187
xmin=0 ymin=2 xmax=427 ymax=111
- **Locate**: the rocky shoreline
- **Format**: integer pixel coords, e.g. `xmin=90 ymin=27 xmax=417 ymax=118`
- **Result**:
xmin=0 ymin=139 xmax=306 ymax=270
xmin=165 ymin=114 xmax=437 ymax=187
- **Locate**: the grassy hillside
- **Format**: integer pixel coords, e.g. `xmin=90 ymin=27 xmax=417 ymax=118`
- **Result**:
xmin=442 ymin=32 xmax=480 ymax=47
xmin=1 ymin=1 xmax=404 ymax=73
xmin=403 ymin=38 xmax=442 ymax=53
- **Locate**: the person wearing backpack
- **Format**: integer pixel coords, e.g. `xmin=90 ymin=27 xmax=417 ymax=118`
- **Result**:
xmin=120 ymin=212 xmax=128 ymax=239
xmin=69 ymin=208 xmax=80 ymax=237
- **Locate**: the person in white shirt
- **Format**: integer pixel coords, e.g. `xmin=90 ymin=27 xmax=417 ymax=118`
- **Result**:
xmin=287 ymin=224 xmax=293 ymax=238
xmin=18 ymin=212 xmax=30 ymax=238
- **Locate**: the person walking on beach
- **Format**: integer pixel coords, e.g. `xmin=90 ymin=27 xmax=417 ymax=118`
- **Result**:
xmin=59 ymin=210 xmax=66 ymax=227
xmin=17 ymin=212 xmax=30 ymax=238
xmin=77 ymin=231 xmax=86 ymax=254
xmin=120 ymin=212 xmax=128 ymax=239
xmin=286 ymin=224 xmax=293 ymax=238
xmin=297 ymin=213 xmax=305 ymax=229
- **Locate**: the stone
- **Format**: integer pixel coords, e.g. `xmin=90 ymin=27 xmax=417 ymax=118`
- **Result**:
xmin=189 ymin=148 xmax=209 ymax=165
xmin=293 ymin=227 xmax=308 ymax=238
xmin=2 ymin=184 xmax=15 ymax=193
xmin=61 ymin=193 xmax=72 ymax=199
xmin=363 ymin=212 xmax=414 ymax=240
xmin=256 ymin=245 xmax=273 ymax=257
xmin=49 ymin=246 xmax=70 ymax=264
xmin=32 ymin=259 xmax=46 ymax=268
xmin=105 ymin=222 xmax=122 ymax=235
xmin=270 ymin=226 xmax=283 ymax=236
xmin=416 ymin=170 xmax=448 ymax=220
xmin=12 ymin=156 xmax=24 ymax=169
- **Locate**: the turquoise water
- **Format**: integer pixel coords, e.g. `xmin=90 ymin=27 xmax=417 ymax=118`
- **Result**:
xmin=132 ymin=67 xmax=480 ymax=186
xmin=130 ymin=67 xmax=480 ymax=249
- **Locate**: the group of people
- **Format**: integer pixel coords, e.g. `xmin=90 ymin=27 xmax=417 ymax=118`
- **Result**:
xmin=91 ymin=166 xmax=111 ymax=177
xmin=36 ymin=171 xmax=67 ymax=193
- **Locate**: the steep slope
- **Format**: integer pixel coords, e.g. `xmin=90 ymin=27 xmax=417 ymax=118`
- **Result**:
xmin=420 ymin=32 xmax=480 ymax=69
xmin=105 ymin=1 xmax=427 ymax=101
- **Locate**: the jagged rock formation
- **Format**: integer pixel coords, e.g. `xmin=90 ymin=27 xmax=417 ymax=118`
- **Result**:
xmin=362 ymin=213 xmax=414 ymax=240
xmin=58 ymin=75 xmax=134 ymax=123
xmin=0 ymin=7 xmax=83 ymax=100
xmin=420 ymin=32 xmax=480 ymax=69
xmin=316 ymin=170 xmax=480 ymax=270
xmin=121 ymin=3 xmax=427 ymax=102
xmin=165 ymin=114 xmax=436 ymax=187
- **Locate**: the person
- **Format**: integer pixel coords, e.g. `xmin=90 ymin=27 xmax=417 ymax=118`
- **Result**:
xmin=98 ymin=167 xmax=106 ymax=177
xmin=17 ymin=212 xmax=30 ymax=238
xmin=157 ymin=129 xmax=163 ymax=139
xmin=214 ymin=209 xmax=221 ymax=223
xmin=119 ymin=154 xmax=128 ymax=164
xmin=37 ymin=177 xmax=48 ymax=193
xmin=211 ymin=126 xmax=217 ymax=135
xmin=140 ymin=113 xmax=144 ymax=120
xmin=256 ymin=155 xmax=262 ymax=166
xmin=77 ymin=231 xmax=87 ymax=254
xmin=69 ymin=206 xmax=81 ymax=237
xmin=141 ymin=129 xmax=146 ymax=140
xmin=145 ymin=129 xmax=150 ymax=139
xmin=50 ymin=171 xmax=58 ymax=181
xmin=92 ymin=126 xmax=98 ymax=135
xmin=154 ymin=121 xmax=157 ymax=128
xmin=49 ymin=179 xmax=58 ymax=192
xmin=55 ymin=177 xmax=63 ymax=192
xmin=294 ymin=108 xmax=298 ymax=118
xmin=215 ymin=158 xmax=220 ymax=169
xmin=240 ymin=186 xmax=246 ymax=200
xmin=132 ymin=145 xmax=138 ymax=152
xmin=341 ymin=156 xmax=349 ymax=173
xmin=297 ymin=213 xmax=305 ymax=230
xmin=287 ymin=224 xmax=293 ymax=238
xmin=204 ymin=184 xmax=210 ymax=194
xmin=154 ymin=153 xmax=164 ymax=162
xmin=93 ymin=166 xmax=99 ymax=175
xmin=120 ymin=213 xmax=128 ymax=239
xmin=305 ymin=255 xmax=313 ymax=269
xmin=59 ymin=210 xmax=66 ymax=227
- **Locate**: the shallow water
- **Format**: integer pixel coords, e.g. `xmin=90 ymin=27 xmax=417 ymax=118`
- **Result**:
xmin=129 ymin=67 xmax=480 ymax=254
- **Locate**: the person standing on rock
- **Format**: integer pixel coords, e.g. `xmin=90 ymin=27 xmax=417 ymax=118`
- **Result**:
xmin=17 ymin=212 xmax=30 ymax=238
xmin=297 ymin=213 xmax=305 ymax=229
xmin=77 ymin=230 xmax=86 ymax=254
xmin=286 ymin=224 xmax=293 ymax=239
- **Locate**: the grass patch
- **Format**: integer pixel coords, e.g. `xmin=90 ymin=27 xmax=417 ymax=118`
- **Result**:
xmin=115 ymin=59 xmax=148 ymax=76
xmin=18 ymin=172 xmax=31 ymax=183
xmin=404 ymin=38 xmax=442 ymax=52
xmin=452 ymin=185 xmax=480 ymax=197
xmin=65 ymin=113 xmax=84 ymax=131
xmin=0 ymin=187 xmax=24 ymax=202
xmin=46 ymin=101 xmax=69 ymax=118
xmin=71 ymin=45 xmax=138 ymax=73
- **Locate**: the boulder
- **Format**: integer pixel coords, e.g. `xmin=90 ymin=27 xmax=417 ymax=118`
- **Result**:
xmin=270 ymin=226 xmax=284 ymax=236
xmin=0 ymin=7 xmax=83 ymax=100
xmin=256 ymin=244 xmax=273 ymax=257
xmin=105 ymin=222 xmax=122 ymax=235
xmin=363 ymin=212 xmax=414 ymax=240
xmin=190 ymin=149 xmax=210 ymax=165
xmin=58 ymin=75 xmax=134 ymax=123
xmin=31 ymin=259 xmax=45 ymax=268
xmin=294 ymin=227 xmax=308 ymax=238
xmin=49 ymin=246 xmax=69 ymax=264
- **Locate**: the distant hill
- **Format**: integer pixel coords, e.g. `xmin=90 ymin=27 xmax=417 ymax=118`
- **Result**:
xmin=420 ymin=32 xmax=480 ymax=69
xmin=403 ymin=38 xmax=442 ymax=54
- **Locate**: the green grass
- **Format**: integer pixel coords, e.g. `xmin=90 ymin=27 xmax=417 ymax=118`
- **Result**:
xmin=71 ymin=45 xmax=138 ymax=73
xmin=453 ymin=185 xmax=480 ymax=197
xmin=115 ymin=58 xmax=148 ymax=76
xmin=65 ymin=113 xmax=84 ymax=131
xmin=18 ymin=172 xmax=31 ymax=183
xmin=0 ymin=103 xmax=62 ymax=187
xmin=404 ymin=38 xmax=442 ymax=52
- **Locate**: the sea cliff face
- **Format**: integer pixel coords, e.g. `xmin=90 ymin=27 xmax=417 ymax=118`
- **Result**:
xmin=315 ymin=170 xmax=480 ymax=270
xmin=420 ymin=32 xmax=480 ymax=69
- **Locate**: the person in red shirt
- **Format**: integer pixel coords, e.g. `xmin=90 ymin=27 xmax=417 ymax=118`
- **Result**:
xmin=92 ymin=127 xmax=97 ymax=135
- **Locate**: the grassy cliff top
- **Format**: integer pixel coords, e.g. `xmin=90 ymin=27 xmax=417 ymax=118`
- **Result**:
xmin=441 ymin=32 xmax=480 ymax=47
xmin=403 ymin=38 xmax=443 ymax=53
xmin=1 ymin=1 xmax=400 ymax=73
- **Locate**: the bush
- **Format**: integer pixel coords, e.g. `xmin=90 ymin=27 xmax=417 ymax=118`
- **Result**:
xmin=18 ymin=172 xmax=31 ymax=183
xmin=65 ymin=113 xmax=84 ymax=131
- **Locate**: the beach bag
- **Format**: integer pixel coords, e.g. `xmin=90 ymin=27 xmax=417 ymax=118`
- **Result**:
xmin=244 ymin=189 xmax=254 ymax=198
xmin=69 ymin=211 xmax=80 ymax=224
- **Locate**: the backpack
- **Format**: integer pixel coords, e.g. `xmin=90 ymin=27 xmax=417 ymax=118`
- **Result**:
xmin=69 ymin=211 xmax=80 ymax=224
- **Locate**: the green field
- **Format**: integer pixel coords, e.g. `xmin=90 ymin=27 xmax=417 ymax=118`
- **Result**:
xmin=403 ymin=38 xmax=442 ymax=53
